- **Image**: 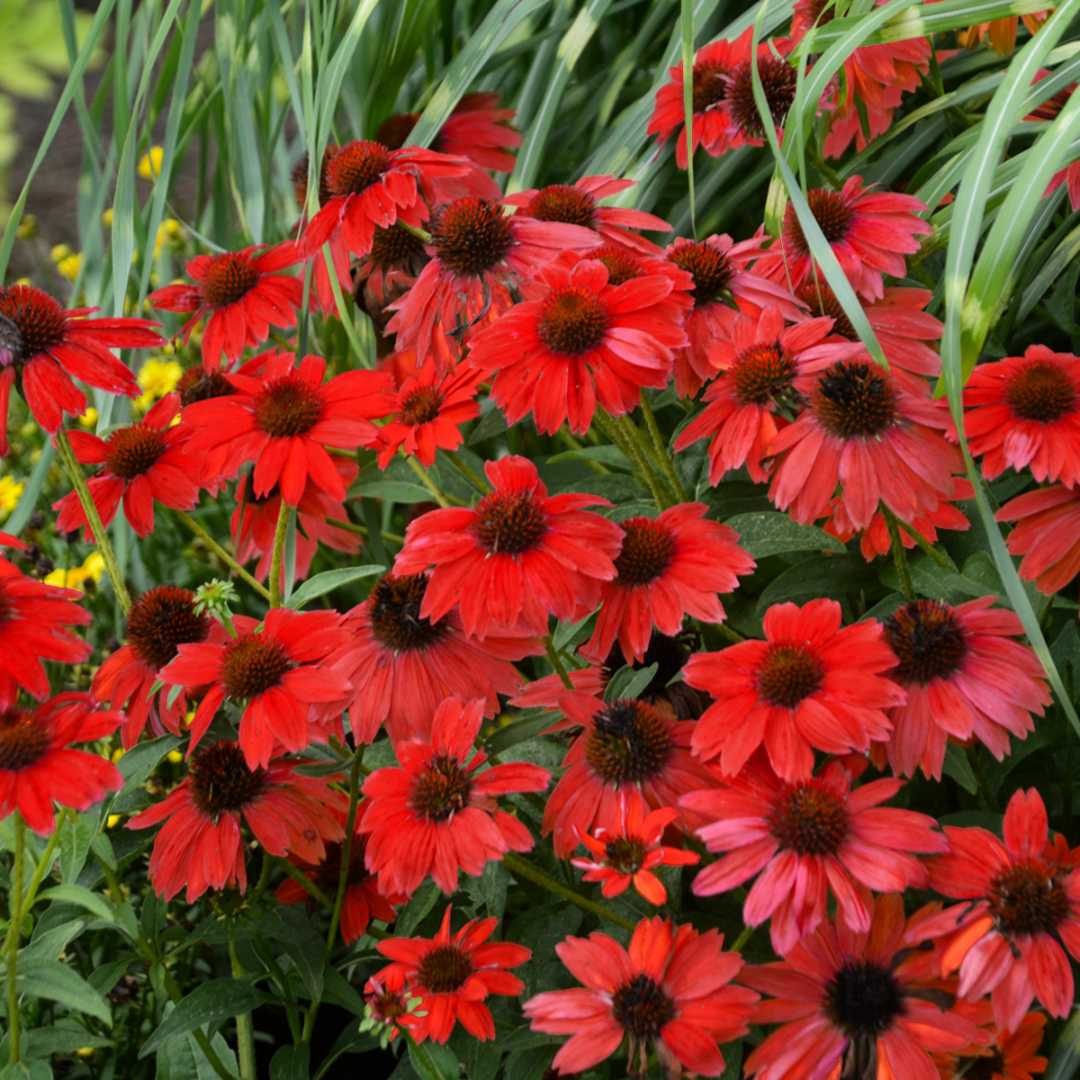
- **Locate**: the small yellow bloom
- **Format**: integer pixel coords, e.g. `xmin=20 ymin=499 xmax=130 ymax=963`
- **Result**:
xmin=57 ymin=253 xmax=83 ymax=282
xmin=102 ymin=208 xmax=114 ymax=228
xmin=135 ymin=357 xmax=183 ymax=411
xmin=111 ymin=747 xmax=126 ymax=763
xmin=166 ymin=749 xmax=184 ymax=764
xmin=51 ymin=243 xmax=72 ymax=262
xmin=50 ymin=552 xmax=108 ymax=593
xmin=0 ymin=475 xmax=24 ymax=516
xmin=81 ymin=552 xmax=106 ymax=583
xmin=75 ymin=1048 xmax=95 ymax=1059
xmin=14 ymin=277 xmax=31 ymax=287
xmin=78 ymin=408 xmax=98 ymax=430
xmin=106 ymin=814 xmax=122 ymax=828
xmin=43 ymin=568 xmax=69 ymax=588
xmin=153 ymin=218 xmax=186 ymax=260
xmin=15 ymin=216 xmax=36 ymax=240
xmin=138 ymin=147 xmax=165 ymax=180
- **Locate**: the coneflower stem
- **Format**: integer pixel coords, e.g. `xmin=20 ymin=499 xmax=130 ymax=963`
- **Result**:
xmin=229 ymin=941 xmax=257 ymax=1080
xmin=444 ymin=450 xmax=491 ymax=494
xmin=326 ymin=746 xmax=365 ymax=958
xmin=5 ymin=813 xmax=25 ymax=1063
xmin=881 ymin=504 xmax=916 ymax=601
xmin=895 ymin=516 xmax=954 ymax=570
xmin=503 ymin=851 xmax=636 ymax=931
xmin=544 ymin=634 xmax=574 ymax=690
xmin=268 ymin=500 xmax=291 ymax=608
xmin=172 ymin=508 xmax=272 ymax=602
xmin=639 ymin=395 xmax=688 ymax=503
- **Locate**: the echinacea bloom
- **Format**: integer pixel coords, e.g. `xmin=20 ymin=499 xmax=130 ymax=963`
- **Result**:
xmin=684 ymin=598 xmax=904 ymax=781
xmin=180 ymin=351 xmax=395 ymax=506
xmin=393 ymin=455 xmax=624 ymax=639
xmin=363 ymin=967 xmax=419 ymax=1043
xmin=586 ymin=502 xmax=754 ymax=662
xmin=375 ymin=363 xmax=487 ymax=468
xmin=503 ymin=175 xmax=671 ymax=255
xmin=962 ymin=346 xmax=1080 ymax=487
xmin=0 ymin=564 xmax=91 ymax=702
xmin=673 ymin=306 xmax=860 ymax=483
xmin=937 ymin=1005 xmax=1048 ymax=1080
xmin=682 ymin=753 xmax=944 ymax=953
xmin=53 ymin=393 xmax=200 ymax=539
xmin=877 ymin=598 xmax=1049 ymax=779
xmin=375 ymin=905 xmax=531 ymax=1043
xmin=719 ymin=37 xmax=799 ymax=151
xmin=958 ymin=10 xmax=1049 ymax=55
xmin=997 ymin=483 xmax=1080 ymax=594
xmin=0 ymin=693 xmax=123 ymax=834
xmin=0 ymin=283 xmax=161 ymax=454
xmin=571 ymin=796 xmax=699 ymax=905
xmin=160 ymin=609 xmax=351 ymax=768
xmin=754 ymin=176 xmax=932 ymax=301
xmin=468 ymin=253 xmax=688 ymax=434
xmin=176 ymin=361 xmax=236 ymax=407
xmin=360 ymin=696 xmax=550 ymax=896
xmin=542 ymin=693 xmax=718 ymax=857
xmin=275 ymin=803 xmax=402 ymax=944
xmin=92 ymin=585 xmax=222 ymax=749
xmin=128 ymin=740 xmax=346 ymax=901
xmin=524 ymin=916 xmax=757 ymax=1077
xmin=147 ymin=242 xmax=304 ymax=369
xmin=926 ymin=788 xmax=1080 ymax=1034
xmin=351 ymin=223 xmax=430 ymax=330
xmin=742 ymin=893 xmax=977 ymax=1080
xmin=317 ymin=573 xmax=537 ymax=745
xmin=384 ymin=196 xmax=598 ymax=372
xmin=767 ymin=358 xmax=963 ymax=532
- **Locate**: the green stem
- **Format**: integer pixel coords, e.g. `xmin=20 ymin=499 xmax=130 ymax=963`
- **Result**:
xmin=401 ymin=1028 xmax=450 ymax=1080
xmin=268 ymin=500 xmax=291 ymax=608
xmin=714 ymin=621 xmax=745 ymax=644
xmin=544 ymin=634 xmax=574 ymax=690
xmin=730 ymin=923 xmax=754 ymax=953
xmin=502 ymin=852 xmax=636 ymax=932
xmin=881 ymin=505 xmax=916 ymax=601
xmin=273 ymin=856 xmax=334 ymax=910
xmin=254 ymin=848 xmax=274 ymax=896
xmin=617 ymin=412 xmax=677 ymax=510
xmin=20 ymin=809 xmax=66 ymax=916
xmin=406 ymin=455 xmax=457 ymax=508
xmin=639 ymin=396 xmax=688 ymax=503
xmin=172 ymin=508 xmax=272 ymax=602
xmin=895 ymin=516 xmax=954 ymax=571
xmin=806 ymin=145 xmax=844 ymax=189
xmin=54 ymin=428 xmax=131 ymax=614
xmin=966 ymin=745 xmax=1002 ymax=813
xmin=594 ymin=410 xmax=670 ymax=509
xmin=229 ymin=941 xmax=257 ymax=1080
xmin=443 ymin=450 xmax=491 ymax=494
xmin=557 ymin=428 xmax=609 ymax=473
xmin=326 ymin=748 xmax=364 ymax=958
xmin=325 ymin=516 xmax=406 ymax=545
xmin=397 ymin=221 xmax=433 ymax=245
xmin=5 ymin=813 xmax=25 ymax=1063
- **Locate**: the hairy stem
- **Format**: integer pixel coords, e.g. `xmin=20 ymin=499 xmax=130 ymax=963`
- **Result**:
xmin=268 ymin=500 xmax=291 ymax=608
xmin=229 ymin=941 xmax=257 ymax=1080
xmin=5 ymin=813 xmax=25 ymax=1063
xmin=544 ymin=634 xmax=574 ymax=690
xmin=895 ymin=516 xmax=954 ymax=570
xmin=639 ymin=395 xmax=687 ymax=503
xmin=594 ymin=410 xmax=671 ymax=509
xmin=172 ymin=508 xmax=272 ymax=602
xmin=443 ymin=450 xmax=491 ymax=494
xmin=881 ymin=504 xmax=916 ymax=601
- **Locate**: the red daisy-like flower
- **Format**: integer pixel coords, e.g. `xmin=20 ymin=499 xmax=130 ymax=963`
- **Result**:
xmin=673 ymin=306 xmax=860 ymax=483
xmin=0 ymin=564 xmax=91 ymax=702
xmin=958 ymin=10 xmax=1049 ymax=55
xmin=0 ymin=693 xmax=123 ymax=834
xmin=682 ymin=752 xmax=944 ymax=953
xmin=384 ymin=196 xmax=598 ymax=372
xmin=160 ymin=609 xmax=351 ymax=768
xmin=148 ymin=241 xmax=304 ymax=370
xmin=586 ymin=502 xmax=754 ymax=663
xmin=468 ymin=252 xmax=690 ymax=434
xmin=684 ymin=598 xmax=904 ymax=781
xmin=962 ymin=346 xmax=1080 ymax=486
xmin=275 ymin=802 xmax=403 ymax=944
xmin=360 ymin=696 xmax=550 ymax=896
xmin=925 ymin=788 xmax=1080 ymax=1034
xmin=503 ymin=175 xmax=671 ymax=255
xmin=53 ymin=394 xmax=200 ymax=540
xmin=1028 ymin=72 xmax=1080 ymax=210
xmin=876 ymin=597 xmax=1049 ymax=780
xmin=128 ymin=740 xmax=346 ymax=901
xmin=363 ymin=968 xmax=419 ymax=1043
xmin=719 ymin=37 xmax=799 ymax=152
xmin=742 ymin=893 xmax=977 ymax=1080
xmin=375 ymin=362 xmax=487 ymax=468
xmin=317 ymin=573 xmax=538 ymax=745
xmin=754 ymin=176 xmax=932 ymax=301
xmin=375 ymin=904 xmax=531 ymax=1043
xmin=542 ymin=692 xmax=718 ymax=858
xmin=767 ymin=358 xmax=963 ymax=532
xmin=351 ymin=222 xmax=431 ymax=330
xmin=0 ymin=284 xmax=161 ymax=454
xmin=92 ymin=585 xmax=224 ymax=749
xmin=938 ymin=1006 xmax=1048 ymax=1080
xmin=524 ymin=915 xmax=757 ymax=1077
xmin=997 ymin=483 xmax=1080 ymax=594
xmin=571 ymin=795 xmax=699 ymax=905
xmin=393 ymin=455 xmax=624 ymax=639
xmin=180 ymin=351 xmax=394 ymax=506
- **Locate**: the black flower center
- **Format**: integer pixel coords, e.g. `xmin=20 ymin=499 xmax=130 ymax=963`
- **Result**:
xmin=310 ymin=837 xmax=374 ymax=895
xmin=725 ymin=54 xmax=798 ymax=139
xmin=220 ymin=633 xmax=291 ymax=700
xmin=612 ymin=973 xmax=676 ymax=1037
xmin=326 ymin=141 xmax=392 ymax=198
xmin=431 ymin=197 xmax=515 ymax=278
xmin=0 ymin=285 xmax=66 ymax=361
xmin=604 ymin=835 xmax=650 ymax=874
xmin=399 ymin=386 xmax=443 ymax=426
xmin=126 ymin=585 xmax=211 ymax=670
xmin=1005 ymin=360 xmax=1077 ymax=424
xmin=588 ymin=245 xmax=642 ymax=287
xmin=584 ymin=700 xmax=673 ymax=786
xmin=410 ymin=754 xmax=472 ymax=822
xmin=768 ymin=780 xmax=849 ymax=855
xmin=990 ymin=860 xmax=1071 ymax=937
xmin=374 ymin=113 xmax=420 ymax=151
xmin=201 ymin=252 xmax=259 ymax=308
xmin=0 ymin=708 xmax=51 ymax=771
xmin=825 ymin=959 xmax=904 ymax=1040
xmin=796 ymin=281 xmax=857 ymax=340
xmin=536 ymin=286 xmax=609 ymax=356
xmin=525 ymin=185 xmax=597 ymax=229
xmin=104 ymin=424 xmax=167 ymax=480
xmin=472 ymin=489 xmax=547 ymax=556
xmin=667 ymin=241 xmax=733 ymax=307
xmin=418 ymin=943 xmax=473 ymax=994
xmin=786 ymin=189 xmax=853 ymax=254
xmin=615 ymin=517 xmax=675 ymax=586
xmin=369 ymin=223 xmax=428 ymax=268
xmin=692 ymin=60 xmax=730 ymax=114
xmin=178 ymin=364 xmax=234 ymax=407
xmin=367 ymin=574 xmax=447 ymax=652
xmin=189 ymin=740 xmax=267 ymax=818
xmin=253 ymin=373 xmax=324 ymax=437
xmin=882 ymin=599 xmax=967 ymax=686
xmin=731 ymin=343 xmax=798 ymax=406
xmin=292 ymin=145 xmax=336 ymax=208
xmin=756 ymin=642 xmax=824 ymax=708
xmin=814 ymin=360 xmax=897 ymax=439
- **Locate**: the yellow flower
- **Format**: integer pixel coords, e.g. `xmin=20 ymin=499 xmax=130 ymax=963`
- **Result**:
xmin=50 ymin=243 xmax=71 ymax=262
xmin=102 ymin=208 xmax=114 ymax=228
xmin=46 ymin=552 xmax=106 ymax=592
xmin=153 ymin=218 xmax=186 ymax=259
xmin=57 ymin=253 xmax=82 ymax=282
xmin=78 ymin=408 xmax=98 ymax=430
xmin=106 ymin=814 xmax=122 ymax=829
xmin=111 ymin=747 xmax=125 ymax=764
xmin=138 ymin=146 xmax=164 ymax=180
xmin=166 ymin=749 xmax=184 ymax=764
xmin=135 ymin=357 xmax=182 ymax=410
xmin=0 ymin=475 xmax=24 ymax=517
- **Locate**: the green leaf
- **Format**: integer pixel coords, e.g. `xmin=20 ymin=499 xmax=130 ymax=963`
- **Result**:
xmin=486 ymin=710 xmax=556 ymax=756
xmin=723 ymin=511 xmax=844 ymax=558
xmin=942 ymin=743 xmax=978 ymax=795
xmin=116 ymin=734 xmax=183 ymax=793
xmin=36 ymin=885 xmax=115 ymax=924
xmin=1047 ymin=1006 xmax=1080 ymax=1080
xmin=155 ymin=1031 xmax=240 ymax=1080
xmin=287 ymin=565 xmax=385 ymax=609
xmin=59 ymin=810 xmax=98 ymax=884
xmin=407 ymin=1036 xmax=461 ymax=1080
xmin=270 ymin=1044 xmax=310 ymax=1080
xmin=604 ymin=664 xmax=658 ymax=703
xmin=140 ymin=979 xmax=270 ymax=1057
xmin=16 ymin=958 xmax=112 ymax=1024
xmin=468 ymin=404 xmax=510 ymax=445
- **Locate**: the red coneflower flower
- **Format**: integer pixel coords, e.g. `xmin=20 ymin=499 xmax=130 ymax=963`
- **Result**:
xmin=542 ymin=692 xmax=718 ymax=858
xmin=720 ymin=37 xmax=799 ymax=152
xmin=0 ymin=284 xmax=161 ymax=454
xmin=741 ymin=893 xmax=977 ymax=1080
xmin=351 ymin=223 xmax=430 ymax=330
xmin=754 ymin=176 xmax=932 ymax=301
xmin=997 ymin=483 xmax=1080 ymax=594
xmin=586 ymin=502 xmax=754 ymax=663
xmin=0 ymin=693 xmax=123 ymax=834
xmin=317 ymin=573 xmax=537 ymax=745
xmin=958 ymin=10 xmax=1049 ymax=55
xmin=925 ymin=788 xmax=1080 ymax=1034
xmin=0 ymin=565 xmax=91 ymax=702
xmin=360 ymin=696 xmax=550 ymax=896
xmin=673 ymin=306 xmax=860 ymax=483
xmin=682 ymin=752 xmax=944 ymax=953
xmin=375 ymin=904 xmax=531 ymax=1043
xmin=962 ymin=346 xmax=1080 ymax=487
xmin=937 ymin=1003 xmax=1048 ymax=1080
xmin=148 ymin=242 xmax=305 ymax=370
xmin=469 ymin=253 xmax=688 ymax=434
xmin=180 ymin=351 xmax=395 ymax=506
xmin=363 ymin=967 xmax=418 ymax=1042
xmin=160 ymin=609 xmax=351 ymax=768
xmin=128 ymin=740 xmax=346 ymax=901
xmin=1027 ymin=71 xmax=1080 ymax=210
xmin=375 ymin=362 xmax=486 ymax=468
xmin=876 ymin=598 xmax=1049 ymax=780
xmin=684 ymin=598 xmax=904 ymax=781
xmin=393 ymin=455 xmax=624 ymax=639
xmin=524 ymin=915 xmax=757 ymax=1077
xmin=767 ymin=358 xmax=962 ymax=532
xmin=571 ymin=795 xmax=699 ymax=905
xmin=92 ymin=585 xmax=223 ymax=749
xmin=275 ymin=802 xmax=403 ymax=944
xmin=504 ymin=175 xmax=672 ymax=255
xmin=384 ymin=196 xmax=598 ymax=372
xmin=176 ymin=361 xmax=237 ymax=407
xmin=52 ymin=393 xmax=200 ymax=540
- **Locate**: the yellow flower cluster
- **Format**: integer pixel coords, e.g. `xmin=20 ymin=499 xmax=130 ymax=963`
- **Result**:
xmin=135 ymin=357 xmax=183 ymax=411
xmin=0 ymin=475 xmax=24 ymax=518
xmin=44 ymin=551 xmax=105 ymax=592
